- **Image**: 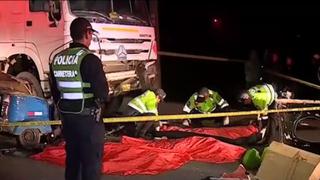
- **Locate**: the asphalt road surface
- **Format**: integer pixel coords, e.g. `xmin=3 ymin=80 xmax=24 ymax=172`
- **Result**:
xmin=0 ymin=154 xmax=239 ymax=180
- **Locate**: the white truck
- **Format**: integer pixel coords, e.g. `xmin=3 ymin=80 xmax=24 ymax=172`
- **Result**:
xmin=0 ymin=0 xmax=159 ymax=100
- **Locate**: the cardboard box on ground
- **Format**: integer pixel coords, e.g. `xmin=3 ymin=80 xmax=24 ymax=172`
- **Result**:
xmin=309 ymin=162 xmax=320 ymax=180
xmin=257 ymin=141 xmax=320 ymax=180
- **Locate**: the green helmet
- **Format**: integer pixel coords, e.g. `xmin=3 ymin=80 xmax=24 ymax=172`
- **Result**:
xmin=242 ymin=148 xmax=262 ymax=170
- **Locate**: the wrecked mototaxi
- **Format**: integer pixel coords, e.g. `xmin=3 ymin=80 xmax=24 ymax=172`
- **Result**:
xmin=0 ymin=72 xmax=52 ymax=149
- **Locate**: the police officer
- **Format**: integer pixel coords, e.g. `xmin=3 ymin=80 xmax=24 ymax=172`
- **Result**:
xmin=183 ymin=87 xmax=230 ymax=127
xmin=239 ymin=83 xmax=276 ymax=114
xmin=239 ymin=83 xmax=277 ymax=142
xmin=124 ymin=89 xmax=166 ymax=138
xmin=50 ymin=17 xmax=108 ymax=180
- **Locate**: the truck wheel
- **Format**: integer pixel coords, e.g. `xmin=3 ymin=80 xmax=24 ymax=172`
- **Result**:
xmin=18 ymin=128 xmax=41 ymax=149
xmin=16 ymin=72 xmax=43 ymax=97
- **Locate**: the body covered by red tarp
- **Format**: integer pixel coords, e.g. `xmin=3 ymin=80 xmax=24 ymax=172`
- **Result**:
xmin=32 ymin=136 xmax=246 ymax=175
xmin=160 ymin=125 xmax=259 ymax=139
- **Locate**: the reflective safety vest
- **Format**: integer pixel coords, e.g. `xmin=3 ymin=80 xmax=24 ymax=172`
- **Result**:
xmin=183 ymin=89 xmax=229 ymax=113
xmin=128 ymin=90 xmax=159 ymax=115
xmin=51 ymin=47 xmax=93 ymax=100
xmin=248 ymin=83 xmax=276 ymax=110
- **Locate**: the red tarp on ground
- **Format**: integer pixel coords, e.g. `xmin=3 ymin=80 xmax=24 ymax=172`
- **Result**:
xmin=160 ymin=125 xmax=259 ymax=139
xmin=32 ymin=136 xmax=246 ymax=175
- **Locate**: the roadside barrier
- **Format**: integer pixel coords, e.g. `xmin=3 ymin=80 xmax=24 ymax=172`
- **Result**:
xmin=159 ymin=51 xmax=320 ymax=90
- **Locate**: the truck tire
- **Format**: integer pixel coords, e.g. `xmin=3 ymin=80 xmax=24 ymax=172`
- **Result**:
xmin=16 ymin=71 xmax=43 ymax=97
xmin=18 ymin=128 xmax=41 ymax=149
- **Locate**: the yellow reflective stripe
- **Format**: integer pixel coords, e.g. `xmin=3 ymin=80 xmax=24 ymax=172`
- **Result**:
xmin=183 ymin=105 xmax=192 ymax=113
xmin=265 ymin=84 xmax=275 ymax=105
xmin=62 ymin=93 xmax=93 ymax=99
xmin=62 ymin=93 xmax=83 ymax=99
xmin=57 ymin=81 xmax=91 ymax=90
xmin=128 ymin=102 xmax=144 ymax=113
xmin=220 ymin=102 xmax=229 ymax=109
xmin=58 ymin=81 xmax=82 ymax=88
xmin=218 ymin=99 xmax=224 ymax=106
xmin=269 ymin=84 xmax=275 ymax=104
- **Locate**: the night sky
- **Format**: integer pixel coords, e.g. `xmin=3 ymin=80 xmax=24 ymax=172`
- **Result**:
xmin=158 ymin=2 xmax=320 ymax=57
xmin=157 ymin=2 xmax=320 ymax=102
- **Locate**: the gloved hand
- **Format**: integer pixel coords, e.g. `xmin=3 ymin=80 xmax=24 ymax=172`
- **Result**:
xmin=182 ymin=119 xmax=191 ymax=126
xmin=223 ymin=116 xmax=230 ymax=125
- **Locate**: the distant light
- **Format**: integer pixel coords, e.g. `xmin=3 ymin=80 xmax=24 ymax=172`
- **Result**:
xmin=211 ymin=17 xmax=222 ymax=29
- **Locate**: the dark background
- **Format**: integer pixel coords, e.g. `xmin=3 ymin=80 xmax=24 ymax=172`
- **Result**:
xmin=157 ymin=1 xmax=320 ymax=103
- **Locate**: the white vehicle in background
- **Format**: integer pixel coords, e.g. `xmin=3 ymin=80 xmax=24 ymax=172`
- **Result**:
xmin=0 ymin=0 xmax=159 ymax=101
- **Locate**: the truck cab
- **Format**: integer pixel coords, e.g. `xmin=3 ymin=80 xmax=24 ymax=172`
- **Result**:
xmin=0 ymin=0 xmax=159 ymax=99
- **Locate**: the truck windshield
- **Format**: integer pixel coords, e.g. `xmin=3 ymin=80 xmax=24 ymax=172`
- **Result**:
xmin=68 ymin=0 xmax=150 ymax=26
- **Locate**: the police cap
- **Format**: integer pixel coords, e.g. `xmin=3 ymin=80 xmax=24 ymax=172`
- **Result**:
xmin=70 ymin=17 xmax=98 ymax=41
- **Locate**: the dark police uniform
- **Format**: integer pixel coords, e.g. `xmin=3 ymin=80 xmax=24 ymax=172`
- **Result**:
xmin=50 ymin=42 xmax=108 ymax=180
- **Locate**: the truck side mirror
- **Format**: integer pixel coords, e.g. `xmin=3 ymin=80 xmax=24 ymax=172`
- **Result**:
xmin=48 ymin=0 xmax=61 ymax=26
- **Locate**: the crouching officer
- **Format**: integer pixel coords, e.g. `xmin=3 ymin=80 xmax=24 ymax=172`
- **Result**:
xmin=239 ymin=83 xmax=277 ymax=143
xmin=50 ymin=17 xmax=109 ymax=180
xmin=183 ymin=87 xmax=230 ymax=127
xmin=123 ymin=89 xmax=166 ymax=139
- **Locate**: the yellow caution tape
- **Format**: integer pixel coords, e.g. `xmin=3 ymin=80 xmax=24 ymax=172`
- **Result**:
xmin=0 ymin=120 xmax=61 ymax=127
xmin=104 ymin=106 xmax=320 ymax=123
xmin=0 ymin=106 xmax=319 ymax=127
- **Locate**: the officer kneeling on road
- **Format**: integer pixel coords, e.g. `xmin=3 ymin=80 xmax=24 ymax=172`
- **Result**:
xmin=238 ymin=83 xmax=277 ymax=143
xmin=50 ymin=17 xmax=109 ymax=180
xmin=183 ymin=87 xmax=230 ymax=127
xmin=122 ymin=88 xmax=166 ymax=139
